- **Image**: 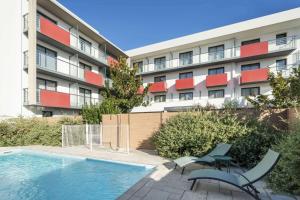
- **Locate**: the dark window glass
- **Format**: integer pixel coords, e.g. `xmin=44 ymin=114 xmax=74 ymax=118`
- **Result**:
xmin=79 ymin=36 xmax=92 ymax=55
xmin=241 ymin=38 xmax=260 ymax=46
xmin=276 ymin=59 xmax=287 ymax=71
xmin=79 ymin=88 xmax=92 ymax=105
xmin=154 ymin=76 xmax=166 ymax=82
xmin=154 ymin=95 xmax=166 ymax=102
xmin=208 ymin=45 xmax=224 ymax=61
xmin=241 ymin=63 xmax=260 ymax=71
xmin=208 ymin=89 xmax=224 ymax=98
xmin=179 ymin=92 xmax=193 ymax=101
xmin=179 ymin=72 xmax=193 ymax=79
xmin=276 ymin=33 xmax=287 ymax=45
xmin=37 ymin=78 xmax=57 ymax=91
xmin=179 ymin=51 xmax=193 ymax=65
xmin=134 ymin=61 xmax=143 ymax=73
xmin=79 ymin=62 xmax=92 ymax=71
xmin=208 ymin=67 xmax=224 ymax=75
xmin=36 ymin=45 xmax=57 ymax=71
xmin=241 ymin=87 xmax=260 ymax=96
xmin=154 ymin=57 xmax=166 ymax=70
xmin=37 ymin=11 xmax=57 ymax=24
xmin=42 ymin=111 xmax=53 ymax=117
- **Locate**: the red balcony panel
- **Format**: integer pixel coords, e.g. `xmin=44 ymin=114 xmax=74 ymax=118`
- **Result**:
xmin=84 ymin=70 xmax=104 ymax=87
xmin=137 ymin=86 xmax=144 ymax=94
xmin=39 ymin=17 xmax=70 ymax=46
xmin=175 ymin=78 xmax=194 ymax=90
xmin=107 ymin=56 xmax=119 ymax=66
xmin=206 ymin=73 xmax=228 ymax=88
xmin=240 ymin=41 xmax=268 ymax=58
xmin=40 ymin=90 xmax=70 ymax=108
xmin=148 ymin=82 xmax=167 ymax=93
xmin=240 ymin=68 xmax=269 ymax=84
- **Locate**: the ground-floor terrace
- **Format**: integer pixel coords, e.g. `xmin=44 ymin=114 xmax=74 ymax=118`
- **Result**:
xmin=1 ymin=146 xmax=298 ymax=200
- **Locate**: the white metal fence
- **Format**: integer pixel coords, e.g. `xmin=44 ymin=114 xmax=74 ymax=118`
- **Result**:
xmin=62 ymin=124 xmax=129 ymax=153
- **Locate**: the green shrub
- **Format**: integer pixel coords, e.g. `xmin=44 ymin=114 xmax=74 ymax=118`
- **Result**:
xmin=0 ymin=117 xmax=82 ymax=147
xmin=267 ymin=130 xmax=300 ymax=194
xmin=153 ymin=111 xmax=283 ymax=168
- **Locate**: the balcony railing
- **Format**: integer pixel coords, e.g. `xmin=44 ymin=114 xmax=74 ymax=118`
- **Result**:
xmin=269 ymin=63 xmax=300 ymax=78
xmin=240 ymin=68 xmax=269 ymax=84
xmin=175 ymin=78 xmax=194 ymax=90
xmin=136 ymin=36 xmax=297 ymax=74
xmin=23 ymin=88 xmax=101 ymax=109
xmin=36 ymin=51 xmax=105 ymax=87
xmin=148 ymin=82 xmax=167 ymax=93
xmin=206 ymin=73 xmax=228 ymax=88
xmin=36 ymin=15 xmax=108 ymax=65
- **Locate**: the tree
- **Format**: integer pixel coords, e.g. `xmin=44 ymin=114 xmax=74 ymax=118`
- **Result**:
xmin=247 ymin=66 xmax=300 ymax=108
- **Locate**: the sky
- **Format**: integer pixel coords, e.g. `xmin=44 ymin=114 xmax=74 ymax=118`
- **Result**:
xmin=58 ymin=0 xmax=300 ymax=51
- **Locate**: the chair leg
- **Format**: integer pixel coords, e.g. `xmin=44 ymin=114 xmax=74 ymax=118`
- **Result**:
xmin=181 ymin=167 xmax=185 ymax=175
xmin=190 ymin=180 xmax=196 ymax=190
xmin=174 ymin=164 xmax=177 ymax=169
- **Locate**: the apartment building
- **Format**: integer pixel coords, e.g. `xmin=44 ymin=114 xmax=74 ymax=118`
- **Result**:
xmin=0 ymin=0 xmax=126 ymax=118
xmin=127 ymin=8 xmax=300 ymax=112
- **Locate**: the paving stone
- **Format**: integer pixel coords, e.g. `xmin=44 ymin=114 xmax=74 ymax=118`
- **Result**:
xmin=181 ymin=190 xmax=207 ymax=200
xmin=134 ymin=186 xmax=152 ymax=198
xmin=207 ymin=191 xmax=232 ymax=200
xmin=232 ymin=191 xmax=253 ymax=200
xmin=269 ymin=194 xmax=297 ymax=200
xmin=167 ymin=193 xmax=183 ymax=200
xmin=143 ymin=189 xmax=170 ymax=200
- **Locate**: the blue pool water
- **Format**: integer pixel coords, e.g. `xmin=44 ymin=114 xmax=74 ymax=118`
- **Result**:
xmin=0 ymin=150 xmax=152 ymax=200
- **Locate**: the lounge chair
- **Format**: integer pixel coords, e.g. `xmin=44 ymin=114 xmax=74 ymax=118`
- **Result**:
xmin=174 ymin=143 xmax=232 ymax=174
xmin=187 ymin=149 xmax=280 ymax=200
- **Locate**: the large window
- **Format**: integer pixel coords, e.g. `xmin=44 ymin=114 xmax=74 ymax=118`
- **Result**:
xmin=241 ymin=87 xmax=260 ymax=97
xmin=276 ymin=59 xmax=287 ymax=71
xmin=154 ymin=95 xmax=166 ymax=102
xmin=79 ymin=62 xmax=92 ymax=71
xmin=208 ymin=89 xmax=224 ymax=98
xmin=37 ymin=78 xmax=57 ymax=91
xmin=241 ymin=38 xmax=260 ymax=46
xmin=179 ymin=92 xmax=193 ymax=101
xmin=241 ymin=63 xmax=260 ymax=71
xmin=154 ymin=57 xmax=166 ymax=70
xmin=179 ymin=72 xmax=193 ymax=79
xmin=79 ymin=36 xmax=92 ymax=55
xmin=154 ymin=75 xmax=166 ymax=82
xmin=276 ymin=33 xmax=287 ymax=46
xmin=208 ymin=67 xmax=224 ymax=75
xmin=133 ymin=61 xmax=143 ymax=73
xmin=208 ymin=45 xmax=224 ymax=61
xmin=37 ymin=45 xmax=57 ymax=71
xmin=179 ymin=51 xmax=193 ymax=66
xmin=79 ymin=88 xmax=92 ymax=106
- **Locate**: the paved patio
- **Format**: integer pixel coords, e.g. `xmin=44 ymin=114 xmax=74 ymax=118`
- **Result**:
xmin=0 ymin=146 xmax=298 ymax=200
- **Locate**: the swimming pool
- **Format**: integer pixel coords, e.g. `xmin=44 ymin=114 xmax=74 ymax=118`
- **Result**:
xmin=0 ymin=150 xmax=153 ymax=200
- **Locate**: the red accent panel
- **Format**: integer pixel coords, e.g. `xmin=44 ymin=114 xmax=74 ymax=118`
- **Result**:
xmin=40 ymin=90 xmax=70 ymax=108
xmin=206 ymin=73 xmax=228 ymax=87
xmin=148 ymin=82 xmax=167 ymax=93
xmin=240 ymin=41 xmax=268 ymax=57
xmin=137 ymin=86 xmax=144 ymax=94
xmin=84 ymin=70 xmax=104 ymax=87
xmin=39 ymin=17 xmax=70 ymax=46
xmin=175 ymin=78 xmax=194 ymax=90
xmin=240 ymin=68 xmax=269 ymax=84
xmin=107 ymin=56 xmax=119 ymax=66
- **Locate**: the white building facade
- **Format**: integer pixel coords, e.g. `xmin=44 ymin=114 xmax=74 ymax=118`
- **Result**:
xmin=127 ymin=8 xmax=300 ymax=112
xmin=0 ymin=0 xmax=125 ymax=118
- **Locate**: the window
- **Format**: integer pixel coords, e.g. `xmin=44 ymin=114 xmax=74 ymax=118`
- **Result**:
xmin=276 ymin=59 xmax=287 ymax=71
xmin=179 ymin=51 xmax=193 ymax=66
xmin=179 ymin=92 xmax=193 ymax=101
xmin=79 ymin=62 xmax=92 ymax=71
xmin=208 ymin=89 xmax=224 ymax=98
xmin=42 ymin=111 xmax=53 ymax=117
xmin=276 ymin=33 xmax=287 ymax=45
xmin=133 ymin=61 xmax=143 ymax=73
xmin=208 ymin=45 xmax=224 ymax=61
xmin=208 ymin=67 xmax=224 ymax=75
xmin=79 ymin=36 xmax=92 ymax=55
xmin=154 ymin=95 xmax=166 ymax=102
xmin=241 ymin=87 xmax=260 ymax=96
xmin=241 ymin=63 xmax=260 ymax=71
xmin=179 ymin=72 xmax=193 ymax=79
xmin=37 ymin=45 xmax=57 ymax=71
xmin=241 ymin=38 xmax=260 ymax=46
xmin=37 ymin=78 xmax=57 ymax=91
xmin=37 ymin=11 xmax=57 ymax=24
xmin=154 ymin=57 xmax=166 ymax=70
xmin=154 ymin=76 xmax=166 ymax=82
xmin=79 ymin=88 xmax=92 ymax=105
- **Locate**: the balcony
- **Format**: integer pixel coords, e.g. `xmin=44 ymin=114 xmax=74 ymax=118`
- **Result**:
xmin=38 ymin=16 xmax=70 ymax=46
xmin=107 ymin=56 xmax=119 ymax=66
xmin=136 ymin=36 xmax=296 ymax=76
xmin=137 ymin=86 xmax=144 ymax=94
xmin=206 ymin=73 xmax=228 ymax=88
xmin=240 ymin=68 xmax=269 ymax=84
xmin=175 ymin=78 xmax=194 ymax=90
xmin=148 ymin=82 xmax=167 ymax=93
xmin=84 ymin=70 xmax=104 ymax=87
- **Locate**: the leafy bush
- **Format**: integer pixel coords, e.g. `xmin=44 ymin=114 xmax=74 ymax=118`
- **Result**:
xmin=0 ymin=117 xmax=82 ymax=147
xmin=153 ymin=111 xmax=283 ymax=167
xmin=267 ymin=130 xmax=300 ymax=194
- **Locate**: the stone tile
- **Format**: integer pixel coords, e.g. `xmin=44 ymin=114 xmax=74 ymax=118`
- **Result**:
xmin=167 ymin=193 xmax=183 ymax=200
xmin=134 ymin=186 xmax=152 ymax=198
xmin=269 ymin=194 xmax=297 ymax=200
xmin=232 ymin=191 xmax=253 ymax=200
xmin=143 ymin=189 xmax=170 ymax=200
xmin=181 ymin=190 xmax=207 ymax=200
xmin=207 ymin=191 xmax=232 ymax=200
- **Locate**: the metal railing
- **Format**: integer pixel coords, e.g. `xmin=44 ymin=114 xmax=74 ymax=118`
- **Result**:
xmin=269 ymin=63 xmax=300 ymax=78
xmin=136 ymin=36 xmax=297 ymax=74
